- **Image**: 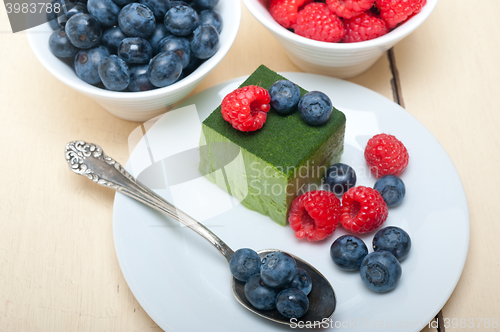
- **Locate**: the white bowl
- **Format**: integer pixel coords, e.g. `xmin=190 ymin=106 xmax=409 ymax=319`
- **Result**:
xmin=27 ymin=0 xmax=241 ymax=122
xmin=242 ymin=0 xmax=438 ymax=78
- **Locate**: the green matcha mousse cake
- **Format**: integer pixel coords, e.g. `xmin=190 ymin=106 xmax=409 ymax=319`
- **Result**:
xmin=199 ymin=65 xmax=346 ymax=225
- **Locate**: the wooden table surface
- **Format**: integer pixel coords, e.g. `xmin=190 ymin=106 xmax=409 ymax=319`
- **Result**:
xmin=1 ymin=1 xmax=499 ymax=331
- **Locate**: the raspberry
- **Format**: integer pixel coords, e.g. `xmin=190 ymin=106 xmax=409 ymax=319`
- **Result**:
xmin=326 ymin=0 xmax=375 ymax=19
xmin=340 ymin=186 xmax=388 ymax=234
xmin=220 ymin=85 xmax=271 ymax=132
xmin=269 ymin=0 xmax=313 ymax=29
xmin=343 ymin=11 xmax=388 ymax=43
xmin=294 ymin=3 xmax=345 ymax=43
xmin=289 ymin=190 xmax=341 ymax=241
xmin=364 ymin=133 xmax=409 ymax=178
xmin=375 ymin=0 xmax=425 ymax=29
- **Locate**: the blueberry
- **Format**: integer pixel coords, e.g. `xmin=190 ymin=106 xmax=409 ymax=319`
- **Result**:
xmin=157 ymin=36 xmax=190 ymax=68
xmin=298 ymin=91 xmax=333 ymax=126
xmin=111 ymin=0 xmax=134 ymax=6
xmin=183 ymin=56 xmax=204 ymax=75
xmin=148 ymin=23 xmax=172 ymax=54
xmin=260 ymin=252 xmax=296 ymax=288
xmin=244 ymin=274 xmax=279 ymax=310
xmin=118 ymin=37 xmax=153 ymax=64
xmin=57 ymin=3 xmax=88 ymax=28
xmin=229 ymin=248 xmax=261 ymax=282
xmin=199 ymin=9 xmax=222 ymax=33
xmin=65 ymin=13 xmax=102 ymax=49
xmin=330 ymin=235 xmax=368 ymax=271
xmin=276 ymin=288 xmax=309 ymax=319
xmin=360 ymin=251 xmax=402 ymax=293
xmin=118 ymin=3 xmax=156 ymax=39
xmin=140 ymin=0 xmax=171 ymax=20
xmin=47 ymin=0 xmax=63 ymax=30
xmin=169 ymin=0 xmax=189 ymax=7
xmin=147 ymin=51 xmax=183 ymax=87
xmin=98 ymin=55 xmax=130 ymax=91
xmin=87 ymin=0 xmax=121 ymax=27
xmin=286 ymin=268 xmax=312 ymax=295
xmin=102 ymin=26 xmax=127 ymax=54
xmin=324 ymin=163 xmax=357 ymax=197
xmin=164 ymin=5 xmax=199 ymax=36
xmin=268 ymin=80 xmax=301 ymax=115
xmin=191 ymin=0 xmax=218 ymax=10
xmin=374 ymin=175 xmax=406 ymax=207
xmin=373 ymin=226 xmax=411 ymax=261
xmin=128 ymin=65 xmax=156 ymax=92
xmin=49 ymin=29 xmax=80 ymax=58
xmin=190 ymin=24 xmax=219 ymax=59
xmin=74 ymin=45 xmax=110 ymax=84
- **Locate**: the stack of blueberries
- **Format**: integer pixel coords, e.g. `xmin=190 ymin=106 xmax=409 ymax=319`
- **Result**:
xmin=230 ymin=249 xmax=312 ymax=319
xmin=47 ymin=0 xmax=222 ymax=91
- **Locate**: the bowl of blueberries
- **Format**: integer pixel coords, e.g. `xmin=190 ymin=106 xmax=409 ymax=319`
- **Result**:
xmin=27 ymin=0 xmax=241 ymax=121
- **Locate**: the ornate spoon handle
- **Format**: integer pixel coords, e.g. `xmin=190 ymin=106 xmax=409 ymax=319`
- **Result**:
xmin=65 ymin=140 xmax=234 ymax=262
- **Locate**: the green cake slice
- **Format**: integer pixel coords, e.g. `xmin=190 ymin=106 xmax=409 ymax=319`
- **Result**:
xmin=199 ymin=65 xmax=346 ymax=225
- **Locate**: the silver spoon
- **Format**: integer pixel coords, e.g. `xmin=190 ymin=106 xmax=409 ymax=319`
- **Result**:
xmin=65 ymin=140 xmax=336 ymax=326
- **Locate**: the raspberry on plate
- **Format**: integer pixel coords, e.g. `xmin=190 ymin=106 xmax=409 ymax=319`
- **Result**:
xmin=326 ymin=0 xmax=375 ymax=19
xmin=364 ymin=133 xmax=409 ymax=178
xmin=269 ymin=0 xmax=313 ymax=29
xmin=343 ymin=11 xmax=389 ymax=43
xmin=375 ymin=0 xmax=424 ymax=29
xmin=340 ymin=186 xmax=388 ymax=234
xmin=289 ymin=190 xmax=341 ymax=241
xmin=294 ymin=3 xmax=345 ymax=43
xmin=220 ymin=85 xmax=271 ymax=132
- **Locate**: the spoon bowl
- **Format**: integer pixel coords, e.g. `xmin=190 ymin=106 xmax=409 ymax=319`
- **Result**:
xmin=65 ymin=140 xmax=336 ymax=325
xmin=232 ymin=249 xmax=336 ymax=325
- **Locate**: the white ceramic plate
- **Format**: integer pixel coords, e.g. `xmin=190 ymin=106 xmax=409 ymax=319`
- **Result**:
xmin=113 ymin=73 xmax=469 ymax=332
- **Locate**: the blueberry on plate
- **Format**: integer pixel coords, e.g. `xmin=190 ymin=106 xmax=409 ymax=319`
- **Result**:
xmin=87 ymin=0 xmax=120 ymax=28
xmin=118 ymin=37 xmax=153 ymax=64
xmin=74 ymin=45 xmax=110 ymax=84
xmin=148 ymin=23 xmax=171 ymax=54
xmin=128 ymin=65 xmax=156 ymax=92
xmin=268 ymin=80 xmax=301 ymax=115
xmin=199 ymin=9 xmax=222 ymax=33
xmin=65 ymin=13 xmax=102 ymax=49
xmin=191 ymin=0 xmax=219 ymax=10
xmin=164 ymin=5 xmax=199 ymax=36
xmin=374 ymin=175 xmax=406 ymax=207
xmin=229 ymin=248 xmax=261 ymax=282
xmin=102 ymin=26 xmax=127 ymax=54
xmin=190 ymin=24 xmax=219 ymax=59
xmin=373 ymin=226 xmax=411 ymax=261
xmin=147 ymin=51 xmax=183 ymax=87
xmin=98 ymin=55 xmax=130 ymax=91
xmin=324 ymin=163 xmax=357 ymax=197
xmin=118 ymin=3 xmax=156 ymax=39
xmin=244 ymin=274 xmax=279 ymax=310
xmin=330 ymin=235 xmax=368 ymax=271
xmin=157 ymin=35 xmax=191 ymax=68
xmin=49 ymin=29 xmax=80 ymax=58
xmin=276 ymin=288 xmax=309 ymax=319
xmin=57 ymin=3 xmax=88 ymax=28
xmin=298 ymin=91 xmax=333 ymax=126
xmin=260 ymin=252 xmax=296 ymax=288
xmin=286 ymin=268 xmax=312 ymax=295
xmin=140 ymin=0 xmax=171 ymax=20
xmin=360 ymin=251 xmax=402 ymax=293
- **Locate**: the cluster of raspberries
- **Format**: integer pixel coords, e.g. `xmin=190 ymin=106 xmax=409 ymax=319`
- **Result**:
xmin=269 ymin=0 xmax=426 ymax=43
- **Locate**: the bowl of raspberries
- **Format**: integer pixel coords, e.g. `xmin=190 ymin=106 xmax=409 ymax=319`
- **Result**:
xmin=27 ymin=0 xmax=241 ymax=121
xmin=242 ymin=0 xmax=438 ymax=78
